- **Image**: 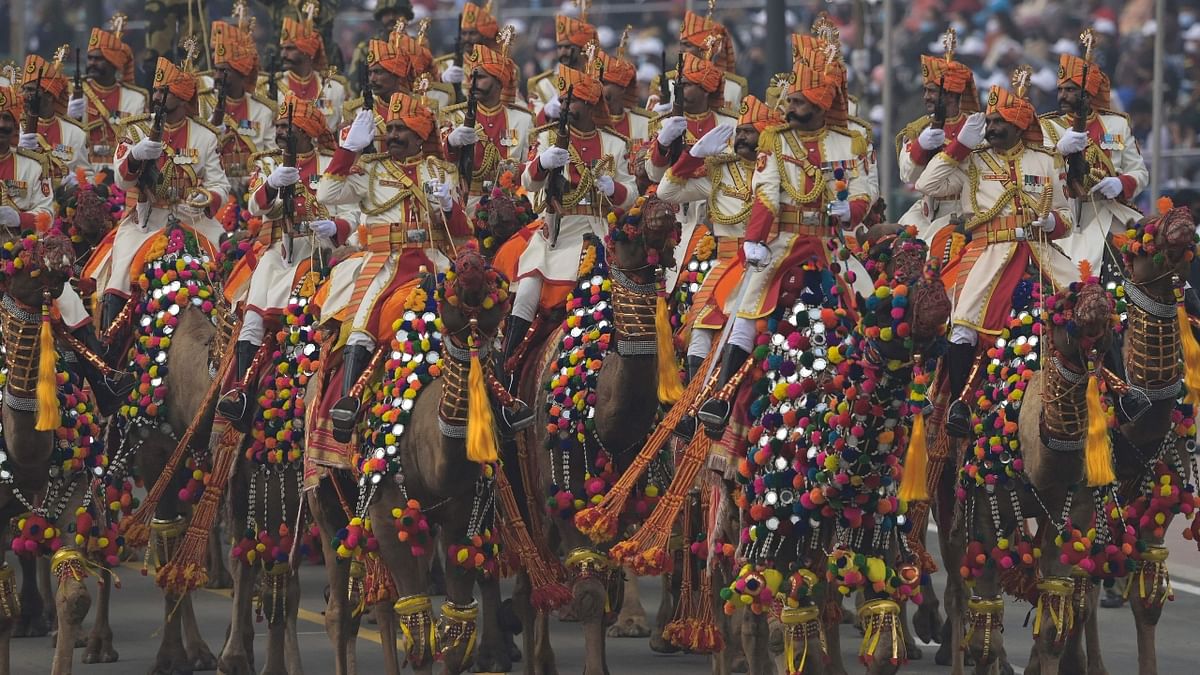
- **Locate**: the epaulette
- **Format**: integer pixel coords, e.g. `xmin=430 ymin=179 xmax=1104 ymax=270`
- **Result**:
xmin=343 ymin=97 xmax=364 ymax=117
xmin=505 ymin=103 xmax=534 ymax=119
xmin=628 ymin=108 xmax=653 ymax=120
xmin=828 ymin=127 xmax=869 ymax=157
xmin=894 ymin=117 xmax=932 ymax=157
xmin=704 ymin=153 xmax=743 ymax=169
xmin=1025 ymin=144 xmax=1056 ymax=156
xmin=601 ymin=127 xmax=629 ymax=145
xmin=59 ymin=116 xmax=86 ymax=132
xmin=1098 ymin=108 xmax=1131 ymax=124
xmin=1039 ymin=111 xmax=1068 ymax=125
xmin=193 ymin=117 xmax=223 ymax=138
xmin=15 ymin=148 xmax=47 ymax=166
xmin=248 ymin=149 xmax=282 ymax=164
xmin=360 ymin=151 xmax=390 ymax=163
xmin=848 ymin=115 xmax=873 ymax=135
xmin=756 ymin=125 xmax=781 ymax=153
xmin=122 ymin=82 xmax=149 ymax=99
xmin=532 ymin=121 xmax=558 ymax=137
xmin=117 ymin=113 xmax=152 ymax=140
xmin=250 ymin=92 xmax=279 ymax=113
xmin=715 ymin=110 xmax=740 ymax=125
xmin=433 ymin=53 xmax=453 ymax=68
xmin=326 ymin=73 xmax=350 ymax=90
xmin=442 ymin=102 xmax=467 ymax=116
xmin=723 ymin=71 xmax=749 ymax=90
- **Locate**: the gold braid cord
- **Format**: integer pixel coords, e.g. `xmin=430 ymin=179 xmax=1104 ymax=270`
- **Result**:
xmin=1041 ymin=355 xmax=1089 ymax=442
xmin=347 ymin=559 xmax=367 ymax=617
xmin=965 ymin=595 xmax=1004 ymax=664
xmin=0 ymin=565 xmax=18 ymax=621
xmin=1033 ymin=577 xmax=1075 ymax=645
xmin=1125 ymin=296 xmax=1182 ymax=391
xmin=436 ymin=600 xmax=479 ymax=663
xmin=0 ymin=296 xmax=44 ymax=399
xmin=142 ymin=516 xmax=187 ymax=574
xmin=394 ymin=594 xmax=436 ymax=667
xmin=781 ymin=605 xmax=827 ymax=675
xmin=610 ymin=274 xmax=657 ymax=345
xmin=858 ymin=599 xmax=905 ymax=665
xmin=437 ymin=345 xmax=470 ymax=427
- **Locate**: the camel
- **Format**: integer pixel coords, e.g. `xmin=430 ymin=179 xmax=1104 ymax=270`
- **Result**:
xmin=508 ymin=195 xmax=697 ymax=675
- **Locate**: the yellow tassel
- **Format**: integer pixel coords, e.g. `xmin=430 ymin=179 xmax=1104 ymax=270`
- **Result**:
xmin=35 ymin=304 xmax=59 ymax=431
xmin=465 ymin=339 xmax=499 ymax=464
xmin=1083 ymin=374 xmax=1114 ymax=487
xmin=655 ymin=295 xmax=683 ymax=404
xmin=1178 ymin=304 xmax=1200 ymax=410
xmin=899 ymin=411 xmax=929 ymax=501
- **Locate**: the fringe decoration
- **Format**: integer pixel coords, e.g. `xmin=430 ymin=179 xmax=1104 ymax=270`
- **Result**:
xmin=119 ymin=320 xmax=240 ymax=547
xmin=394 ymin=594 xmax=435 ymax=667
xmin=50 ymin=547 xmax=89 ymax=584
xmin=34 ymin=296 xmax=59 ymax=431
xmin=0 ymin=565 xmax=18 ymax=621
xmin=655 ymin=294 xmax=684 ymax=404
xmin=781 ymin=605 xmax=826 ymax=674
xmin=494 ymin=464 xmax=571 ymax=611
xmin=1178 ymin=303 xmax=1200 ymax=410
xmin=574 ymin=349 xmax=715 ymax=543
xmin=857 ymin=599 xmax=905 ymax=665
xmin=347 ymin=560 xmax=367 ymax=618
xmin=1126 ymin=545 xmax=1173 ymax=607
xmin=465 ymin=333 xmax=499 ymax=464
xmin=154 ymin=421 xmax=243 ymax=595
xmin=436 ymin=600 xmax=479 ymax=663
xmin=1032 ymin=577 xmax=1075 ymax=645
xmin=964 ymin=595 xmax=1004 ymax=663
xmin=363 ymin=553 xmax=398 ymax=609
xmin=1084 ymin=373 xmax=1115 ymax=486
xmin=609 ymin=431 xmax=709 ymax=576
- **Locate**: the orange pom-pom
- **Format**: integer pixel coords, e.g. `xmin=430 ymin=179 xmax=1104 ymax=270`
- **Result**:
xmin=1077 ymin=259 xmax=1092 ymax=283
xmin=1158 ymin=196 xmax=1175 ymax=215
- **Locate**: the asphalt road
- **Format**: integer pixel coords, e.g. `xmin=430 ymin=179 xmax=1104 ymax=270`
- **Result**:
xmin=8 ymin=525 xmax=1200 ymax=674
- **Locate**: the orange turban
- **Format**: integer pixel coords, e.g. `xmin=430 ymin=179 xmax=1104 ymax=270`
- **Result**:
xmin=385 ymin=92 xmax=435 ymax=140
xmin=281 ymin=17 xmax=326 ymax=69
xmin=23 ymin=54 xmax=68 ymax=100
xmin=681 ymin=52 xmax=723 ymax=95
xmin=791 ymin=33 xmax=821 ymax=61
xmin=786 ymin=63 xmax=837 ymax=112
xmin=89 ymin=27 xmax=135 ymax=83
xmin=278 ymin=93 xmax=331 ymax=146
xmin=986 ymin=85 xmax=1041 ymax=143
xmin=555 ymin=64 xmax=604 ymax=106
xmin=680 ymin=10 xmax=735 ymax=71
xmin=461 ymin=1 xmax=499 ymax=40
xmin=368 ymin=38 xmax=411 ymax=79
xmin=154 ymin=57 xmax=198 ymax=102
xmin=555 ymin=16 xmax=597 ymax=49
xmin=1057 ymin=54 xmax=1112 ymax=109
xmin=920 ymin=54 xmax=980 ymax=113
xmin=596 ymin=49 xmax=638 ymax=107
xmin=212 ymin=22 xmax=259 ymax=80
xmin=396 ymin=30 xmax=435 ymax=75
xmin=0 ymin=86 xmax=22 ymax=124
xmin=738 ymin=95 xmax=783 ymax=133
xmin=466 ymin=43 xmax=515 ymax=94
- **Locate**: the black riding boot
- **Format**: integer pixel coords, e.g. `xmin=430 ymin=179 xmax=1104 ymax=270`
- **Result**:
xmin=98 ymin=293 xmax=127 ymax=365
xmin=498 ymin=316 xmax=534 ymax=433
xmin=696 ymin=346 xmax=750 ymax=439
xmin=331 ymin=344 xmax=373 ymax=443
xmin=944 ymin=342 xmax=977 ymax=438
xmin=672 ymin=356 xmax=707 ymax=441
xmin=216 ymin=341 xmax=261 ymax=431
xmin=71 ymin=327 xmax=135 ymax=417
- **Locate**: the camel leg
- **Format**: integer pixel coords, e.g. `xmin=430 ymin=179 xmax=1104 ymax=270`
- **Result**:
xmin=206 ymin=526 xmax=233 ymax=590
xmin=512 ymin=572 xmax=557 ymax=675
xmin=309 ymin=482 xmax=360 ymax=675
xmin=898 ymin=601 xmax=922 ymax=660
xmin=82 ymin=568 xmax=118 ymax=664
xmin=1083 ymin=598 xmax=1109 ymax=675
xmin=48 ymin=571 xmax=90 ymax=675
xmin=369 ymin=499 xmax=435 ymax=675
xmin=605 ymin=567 xmax=650 ymax=638
xmin=648 ymin=572 xmax=679 ymax=654
xmin=823 ymin=599 xmax=848 ymax=675
xmin=740 ymin=610 xmax=773 ymax=675
xmin=1130 ymin=589 xmax=1163 ymax=675
xmin=282 ymin=570 xmax=304 ymax=675
xmin=151 ymin=591 xmax=190 ymax=675
xmin=374 ymin=601 xmax=400 ymax=675
xmin=181 ymin=594 xmax=218 ymax=671
xmin=14 ymin=556 xmax=48 ymax=638
xmin=258 ymin=570 xmax=298 ymax=675
xmin=476 ymin=574 xmax=513 ymax=673
xmin=216 ymin=558 xmax=255 ymax=675
xmin=0 ymin=605 xmax=11 ymax=675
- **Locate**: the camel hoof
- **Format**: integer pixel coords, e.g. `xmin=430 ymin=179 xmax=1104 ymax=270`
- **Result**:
xmin=191 ymin=646 xmax=219 ymax=671
xmin=911 ymin=601 xmax=943 ymax=644
xmin=472 ymin=644 xmax=513 ymax=673
xmin=998 ymin=661 xmax=1015 ymax=675
xmin=731 ymin=655 xmax=748 ymax=673
xmin=509 ymin=640 xmax=522 ymax=663
xmin=934 ymin=639 xmax=952 ymax=666
xmin=648 ymin=632 xmax=679 ymax=654
xmin=905 ymin=641 xmax=923 ymax=660
xmin=82 ymin=643 xmax=120 ymax=663
xmin=606 ymin=613 xmax=651 ymax=638
xmin=204 ymin=571 xmax=234 ymax=590
xmin=13 ymin=613 xmax=50 ymax=638
xmin=216 ymin=652 xmax=253 ymax=675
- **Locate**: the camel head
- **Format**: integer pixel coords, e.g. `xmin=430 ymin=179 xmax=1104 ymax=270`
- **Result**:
xmin=70 ymin=180 xmax=119 ymax=246
xmin=860 ymin=226 xmax=950 ymax=362
xmin=1120 ymin=202 xmax=1198 ymax=292
xmin=437 ymin=241 xmax=511 ymax=344
xmin=473 ymin=173 xmax=536 ymax=256
xmin=0 ymin=229 xmax=75 ymax=308
xmin=1045 ymin=265 xmax=1117 ymax=365
xmin=605 ymin=190 xmax=682 ymax=285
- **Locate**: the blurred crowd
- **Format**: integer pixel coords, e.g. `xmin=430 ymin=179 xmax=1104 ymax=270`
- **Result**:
xmin=10 ymin=0 xmax=1200 ymax=207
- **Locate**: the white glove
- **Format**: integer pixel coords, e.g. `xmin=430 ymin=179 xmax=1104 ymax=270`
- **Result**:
xmin=743 ymin=240 xmax=770 ymax=267
xmin=1032 ymin=214 xmax=1057 ymax=232
xmin=1091 ymin=176 xmax=1124 ymax=199
xmin=17 ymin=133 xmax=39 ymax=150
xmin=441 ymin=64 xmax=465 ymax=85
xmin=131 ymin=137 xmax=164 ymax=161
xmin=266 ymin=165 xmax=300 ymax=189
xmin=431 ymin=181 xmax=454 ymax=211
xmin=955 ymin=112 xmax=986 ymax=149
xmin=309 ymin=219 xmax=338 ymax=238
xmin=538 ymin=146 xmax=569 ymax=171
xmin=917 ymin=127 xmax=946 ymax=151
xmin=61 ymin=171 xmax=79 ymax=191
xmin=690 ymin=124 xmax=734 ymax=158
xmin=1056 ymin=129 xmax=1089 ymax=156
xmin=656 ymin=116 xmax=688 ymax=146
xmin=595 ymin=175 xmax=615 ymax=197
xmin=447 ymin=125 xmax=479 ymax=148
xmin=828 ymin=200 xmax=852 ymax=224
xmin=543 ymin=95 xmax=561 ymax=120
xmin=652 ymin=101 xmax=673 ymax=114
xmin=341 ymin=109 xmax=377 ymax=152
xmin=67 ymin=97 xmax=86 ymax=120
xmin=0 ymin=206 xmax=20 ymax=229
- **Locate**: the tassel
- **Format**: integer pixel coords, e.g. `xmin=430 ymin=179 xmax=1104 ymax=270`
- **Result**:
xmin=1084 ymin=373 xmax=1115 ymax=486
xmin=899 ymin=411 xmax=929 ymax=501
xmin=781 ymin=605 xmax=824 ymax=674
xmin=493 ymin=465 xmax=571 ymax=611
xmin=465 ymin=333 xmax=499 ymax=464
xmin=1032 ymin=577 xmax=1075 ymax=645
xmin=655 ymin=295 xmax=683 ymax=404
xmin=34 ymin=297 xmax=59 ymax=432
xmin=1178 ymin=304 xmax=1200 ymax=410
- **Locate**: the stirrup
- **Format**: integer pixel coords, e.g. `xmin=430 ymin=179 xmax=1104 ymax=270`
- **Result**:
xmin=945 ymin=400 xmax=972 ymax=438
xmin=330 ymin=397 xmax=361 ymax=443
xmin=216 ymin=390 xmax=252 ymax=431
xmin=501 ymin=401 xmax=535 ymax=433
xmin=672 ymin=414 xmax=697 ymax=442
xmin=1116 ymin=389 xmax=1152 ymax=424
xmin=697 ymin=398 xmax=731 ymax=439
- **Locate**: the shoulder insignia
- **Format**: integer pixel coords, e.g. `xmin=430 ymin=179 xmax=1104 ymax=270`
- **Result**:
xmin=193 ymin=117 xmax=223 ymax=137
xmin=895 ymin=117 xmax=932 ymax=157
xmin=505 ymin=103 xmax=534 ymax=119
xmin=704 ymin=153 xmax=740 ymax=169
xmin=1038 ymin=111 xmax=1069 ymax=126
xmin=715 ymin=111 xmax=740 ymax=125
xmin=849 ymin=115 xmax=873 ymax=134
xmin=117 ymin=113 xmax=152 ymax=139
xmin=122 ymin=82 xmax=149 ymax=98
xmin=251 ymin=92 xmax=279 ymax=112
xmin=628 ymin=108 xmax=653 ymax=120
xmin=1098 ymin=109 xmax=1131 ymax=124
xmin=723 ymin=71 xmax=749 ymax=89
xmin=248 ymin=149 xmax=282 ymax=163
xmin=360 ymin=152 xmax=389 ymax=163
xmin=15 ymin=148 xmax=46 ymax=164
xmin=443 ymin=102 xmax=467 ymax=115
xmin=601 ymin=128 xmax=629 ymax=145
xmin=59 ymin=116 xmax=86 ymax=132
xmin=532 ymin=121 xmax=558 ymax=136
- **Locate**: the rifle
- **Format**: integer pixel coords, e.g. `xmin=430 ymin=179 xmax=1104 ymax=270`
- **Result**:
xmin=1065 ymin=61 xmax=1091 ymax=199
xmin=546 ymin=85 xmax=573 ymax=248
xmin=267 ymin=54 xmax=280 ymax=101
xmin=23 ymin=68 xmax=42 ymax=135
xmin=931 ymin=75 xmax=947 ymax=130
xmin=137 ymin=88 xmax=168 ymax=227
xmin=458 ymin=69 xmax=479 ymax=190
xmin=209 ymin=68 xmax=229 ymax=127
xmin=658 ymin=51 xmax=670 ymax=107
xmin=452 ymin=12 xmax=465 ymax=103
xmin=667 ymin=53 xmax=685 ymax=164
xmin=358 ymin=62 xmax=376 ymax=155
xmin=73 ymin=48 xmax=83 ymax=100
xmin=282 ymin=103 xmax=298 ymax=263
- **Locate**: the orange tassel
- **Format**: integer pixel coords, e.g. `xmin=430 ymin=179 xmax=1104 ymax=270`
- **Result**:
xmin=655 ymin=295 xmax=683 ymax=404
xmin=465 ymin=336 xmax=498 ymax=464
xmin=34 ymin=299 xmax=59 ymax=431
xmin=1178 ymin=304 xmax=1200 ymax=412
xmin=898 ymin=411 xmax=929 ymax=501
xmin=1084 ymin=373 xmax=1115 ymax=486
